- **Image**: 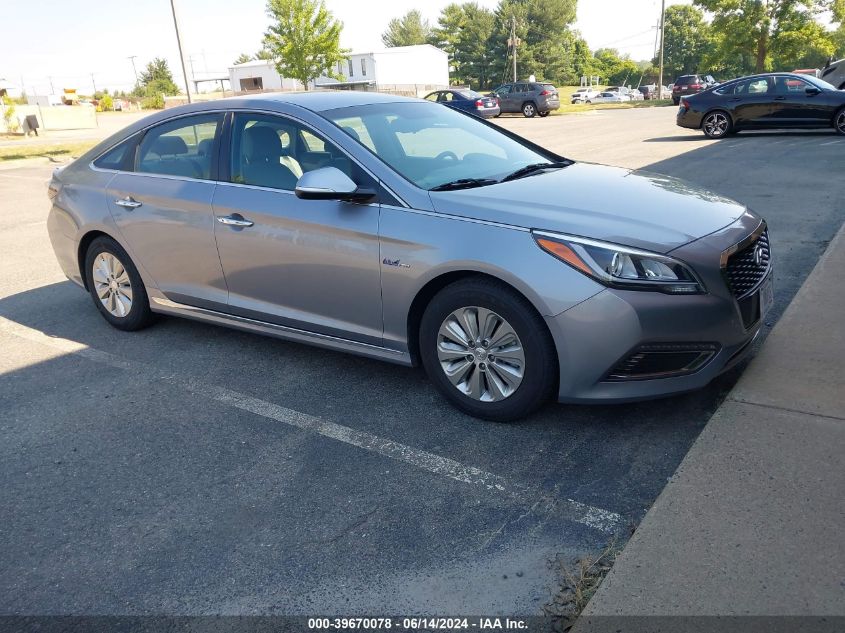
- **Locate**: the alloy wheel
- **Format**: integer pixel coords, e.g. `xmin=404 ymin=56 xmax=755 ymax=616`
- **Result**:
xmin=436 ymin=306 xmax=525 ymax=402
xmin=92 ymin=252 xmax=133 ymax=318
xmin=703 ymin=112 xmax=729 ymax=137
xmin=523 ymin=103 xmax=536 ymax=117
xmin=836 ymin=111 xmax=845 ymax=135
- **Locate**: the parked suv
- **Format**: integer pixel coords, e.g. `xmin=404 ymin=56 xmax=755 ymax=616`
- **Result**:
xmin=820 ymin=58 xmax=845 ymax=89
xmin=672 ymin=74 xmax=717 ymax=105
xmin=489 ymin=82 xmax=560 ymax=117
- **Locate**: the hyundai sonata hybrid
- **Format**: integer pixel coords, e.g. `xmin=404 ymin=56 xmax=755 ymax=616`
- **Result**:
xmin=47 ymin=92 xmax=773 ymax=421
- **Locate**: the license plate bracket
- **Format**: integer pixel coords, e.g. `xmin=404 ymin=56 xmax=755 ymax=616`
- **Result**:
xmin=759 ymin=274 xmax=774 ymax=319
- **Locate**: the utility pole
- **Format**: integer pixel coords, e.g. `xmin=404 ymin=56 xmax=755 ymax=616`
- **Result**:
xmin=48 ymin=76 xmax=55 ymax=95
xmin=508 ymin=16 xmax=520 ymax=82
xmin=657 ymin=0 xmax=666 ymax=100
xmin=91 ymin=73 xmax=97 ymax=95
xmin=169 ymin=0 xmax=192 ymax=103
xmin=128 ymin=56 xmax=138 ymax=82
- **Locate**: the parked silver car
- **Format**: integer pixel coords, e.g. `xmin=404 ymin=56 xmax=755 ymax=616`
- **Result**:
xmin=47 ymin=92 xmax=772 ymax=421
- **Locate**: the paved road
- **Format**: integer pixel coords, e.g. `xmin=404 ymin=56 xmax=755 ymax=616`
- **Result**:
xmin=0 ymin=107 xmax=842 ymax=616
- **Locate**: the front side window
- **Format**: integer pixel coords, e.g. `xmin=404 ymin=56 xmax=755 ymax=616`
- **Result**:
xmin=137 ymin=114 xmax=221 ymax=180
xmin=325 ymin=102 xmax=554 ymax=190
xmin=229 ymin=113 xmax=355 ymax=191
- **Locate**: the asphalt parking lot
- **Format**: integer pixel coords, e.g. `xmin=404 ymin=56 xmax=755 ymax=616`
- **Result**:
xmin=1 ymin=106 xmax=843 ymax=616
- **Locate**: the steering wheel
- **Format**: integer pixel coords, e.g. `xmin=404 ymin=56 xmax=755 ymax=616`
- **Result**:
xmin=435 ymin=151 xmax=458 ymax=162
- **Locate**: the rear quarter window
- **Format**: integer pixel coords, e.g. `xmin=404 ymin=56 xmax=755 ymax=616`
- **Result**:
xmin=93 ymin=134 xmax=139 ymax=171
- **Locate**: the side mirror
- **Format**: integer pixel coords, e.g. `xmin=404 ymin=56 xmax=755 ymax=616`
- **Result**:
xmin=294 ymin=166 xmax=375 ymax=203
xmin=805 ymin=86 xmax=821 ymax=96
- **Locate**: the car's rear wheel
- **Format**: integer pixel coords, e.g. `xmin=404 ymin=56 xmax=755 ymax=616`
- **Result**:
xmin=521 ymin=102 xmax=537 ymax=118
xmin=419 ymin=278 xmax=557 ymax=421
xmin=834 ymin=108 xmax=845 ymax=136
xmin=672 ymin=97 xmax=680 ymax=106
xmin=85 ymin=236 xmax=155 ymax=331
xmin=702 ymin=110 xmax=732 ymax=139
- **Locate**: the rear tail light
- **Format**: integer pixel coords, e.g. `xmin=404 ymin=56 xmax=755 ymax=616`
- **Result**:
xmin=540 ymin=90 xmax=551 ymax=96
xmin=47 ymin=181 xmax=61 ymax=200
xmin=475 ymin=99 xmax=483 ymax=107
xmin=689 ymin=84 xmax=702 ymax=90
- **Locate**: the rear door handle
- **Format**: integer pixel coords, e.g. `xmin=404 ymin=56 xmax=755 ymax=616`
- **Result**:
xmin=216 ymin=214 xmax=254 ymax=227
xmin=774 ymin=96 xmax=786 ymax=101
xmin=114 ymin=196 xmax=142 ymax=209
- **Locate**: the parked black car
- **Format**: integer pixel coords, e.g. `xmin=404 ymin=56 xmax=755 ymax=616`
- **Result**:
xmin=423 ymin=89 xmax=500 ymax=118
xmin=676 ymin=73 xmax=845 ymax=138
xmin=488 ymin=82 xmax=560 ymax=117
xmin=672 ymin=74 xmax=717 ymax=105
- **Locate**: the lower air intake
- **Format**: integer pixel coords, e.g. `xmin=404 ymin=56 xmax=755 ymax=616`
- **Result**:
xmin=605 ymin=343 xmax=719 ymax=381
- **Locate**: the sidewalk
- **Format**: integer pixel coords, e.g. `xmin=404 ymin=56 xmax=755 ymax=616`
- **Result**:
xmin=575 ymin=223 xmax=845 ymax=630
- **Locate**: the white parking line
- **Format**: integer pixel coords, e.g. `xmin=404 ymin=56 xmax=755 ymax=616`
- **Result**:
xmin=0 ymin=315 xmax=626 ymax=534
xmin=819 ymin=140 xmax=844 ymax=146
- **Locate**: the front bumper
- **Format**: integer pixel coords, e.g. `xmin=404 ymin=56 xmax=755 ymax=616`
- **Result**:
xmin=547 ymin=213 xmax=768 ymax=403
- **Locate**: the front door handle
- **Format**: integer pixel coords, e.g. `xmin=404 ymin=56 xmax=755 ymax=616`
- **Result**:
xmin=216 ymin=214 xmax=254 ymax=227
xmin=774 ymin=96 xmax=786 ymax=101
xmin=114 ymin=196 xmax=142 ymax=209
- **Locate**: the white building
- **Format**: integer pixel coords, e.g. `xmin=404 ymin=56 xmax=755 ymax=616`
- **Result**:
xmin=228 ymin=45 xmax=449 ymax=96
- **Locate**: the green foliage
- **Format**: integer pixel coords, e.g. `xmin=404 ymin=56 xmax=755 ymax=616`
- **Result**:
xmin=255 ymin=48 xmax=274 ymax=61
xmin=382 ymin=10 xmax=432 ymax=47
xmin=430 ymin=3 xmax=496 ymax=88
xmin=133 ymin=58 xmax=180 ymax=98
xmin=2 ymin=96 xmax=19 ymax=133
xmin=694 ymin=0 xmax=841 ymax=74
xmin=487 ymin=0 xmax=578 ymax=86
xmin=659 ymin=5 xmax=714 ymax=80
xmin=264 ymin=0 xmax=348 ymax=90
xmin=97 ymin=94 xmax=114 ymax=112
xmin=592 ymin=48 xmax=641 ymax=85
xmin=141 ymin=94 xmax=165 ymax=110
xmin=234 ymin=53 xmax=254 ymax=65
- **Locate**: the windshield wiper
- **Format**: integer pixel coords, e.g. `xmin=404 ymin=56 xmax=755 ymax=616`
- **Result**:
xmin=430 ymin=178 xmax=498 ymax=192
xmin=499 ymin=161 xmax=572 ymax=183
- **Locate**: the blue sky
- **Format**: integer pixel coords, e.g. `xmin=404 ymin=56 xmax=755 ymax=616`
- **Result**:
xmin=2 ymin=0 xmax=684 ymax=94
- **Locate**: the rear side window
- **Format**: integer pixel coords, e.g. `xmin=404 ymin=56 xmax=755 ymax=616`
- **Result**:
xmin=137 ymin=114 xmax=221 ymax=180
xmin=93 ymin=134 xmax=139 ymax=171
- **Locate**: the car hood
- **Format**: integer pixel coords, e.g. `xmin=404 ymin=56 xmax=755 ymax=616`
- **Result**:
xmin=428 ymin=162 xmax=747 ymax=253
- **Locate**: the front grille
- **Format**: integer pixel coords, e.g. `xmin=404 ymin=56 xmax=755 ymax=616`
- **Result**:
xmin=605 ymin=343 xmax=719 ymax=381
xmin=724 ymin=229 xmax=770 ymax=300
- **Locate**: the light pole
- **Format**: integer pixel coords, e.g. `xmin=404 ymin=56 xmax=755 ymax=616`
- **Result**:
xmin=128 ymin=56 xmax=138 ymax=83
xmin=170 ymin=0 xmax=192 ymax=103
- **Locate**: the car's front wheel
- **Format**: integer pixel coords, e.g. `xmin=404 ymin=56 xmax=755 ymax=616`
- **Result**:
xmin=538 ymin=110 xmax=550 ymax=117
xmin=834 ymin=108 xmax=845 ymax=136
xmin=672 ymin=97 xmax=680 ymax=105
xmin=521 ymin=102 xmax=537 ymax=118
xmin=419 ymin=278 xmax=557 ymax=421
xmin=702 ymin=110 xmax=732 ymax=139
xmin=85 ymin=236 xmax=155 ymax=331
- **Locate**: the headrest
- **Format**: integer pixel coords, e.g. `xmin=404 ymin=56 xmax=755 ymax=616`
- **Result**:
xmin=150 ymin=135 xmax=188 ymax=156
xmin=243 ymin=126 xmax=282 ymax=162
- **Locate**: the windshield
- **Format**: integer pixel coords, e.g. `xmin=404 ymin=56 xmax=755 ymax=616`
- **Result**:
xmin=324 ymin=102 xmax=554 ymax=190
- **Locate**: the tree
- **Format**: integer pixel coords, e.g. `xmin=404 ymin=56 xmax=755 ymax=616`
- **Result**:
xmin=382 ymin=10 xmax=432 ymax=47
xmin=694 ymin=0 xmax=843 ymax=74
xmin=133 ymin=58 xmax=180 ymax=98
xmin=659 ymin=5 xmax=713 ymax=80
xmin=264 ymin=0 xmax=348 ymax=90
xmin=234 ymin=53 xmax=254 ymax=65
xmin=430 ymin=3 xmax=496 ymax=88
xmin=488 ymin=0 xmax=578 ymax=87
xmin=592 ymin=48 xmax=641 ymax=85
xmin=255 ymin=48 xmax=274 ymax=61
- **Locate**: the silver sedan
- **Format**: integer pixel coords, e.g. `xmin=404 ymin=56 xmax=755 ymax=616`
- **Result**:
xmin=47 ymin=92 xmax=772 ymax=421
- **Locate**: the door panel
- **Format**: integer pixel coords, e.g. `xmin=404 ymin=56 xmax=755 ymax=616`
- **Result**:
xmin=213 ymin=112 xmax=383 ymax=345
xmin=768 ymin=76 xmax=835 ymax=126
xmin=106 ymin=113 xmax=227 ymax=304
xmin=727 ymin=78 xmax=773 ymax=127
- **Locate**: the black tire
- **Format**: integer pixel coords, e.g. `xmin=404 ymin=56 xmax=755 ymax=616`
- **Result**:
xmin=538 ymin=110 xmax=550 ymax=117
xmin=672 ymin=97 xmax=680 ymax=106
xmin=521 ymin=102 xmax=537 ymax=118
xmin=419 ymin=277 xmax=557 ymax=422
xmin=84 ymin=236 xmax=155 ymax=331
xmin=834 ymin=107 xmax=845 ymax=136
xmin=701 ymin=110 xmax=733 ymax=139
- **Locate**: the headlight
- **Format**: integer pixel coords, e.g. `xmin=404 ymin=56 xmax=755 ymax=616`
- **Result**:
xmin=533 ymin=231 xmax=705 ymax=294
